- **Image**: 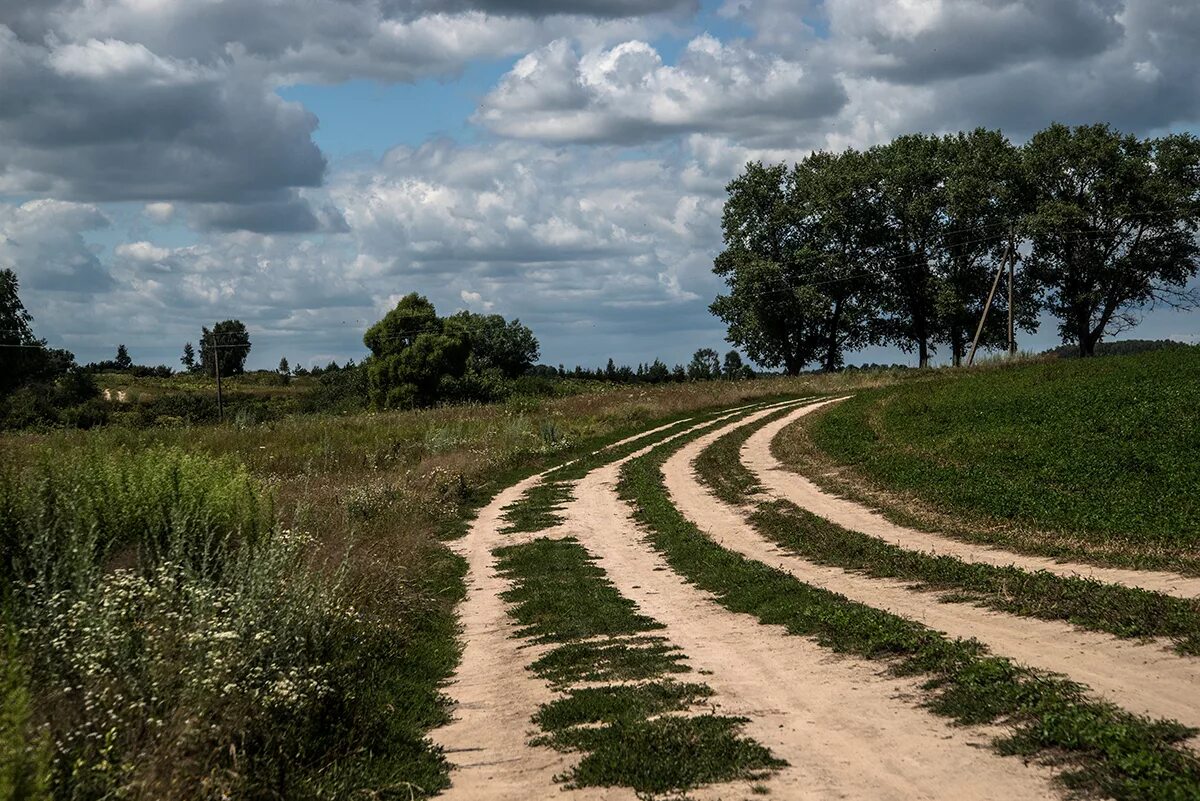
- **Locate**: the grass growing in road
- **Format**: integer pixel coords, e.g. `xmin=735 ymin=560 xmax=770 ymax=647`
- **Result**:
xmin=697 ymin=416 xmax=1200 ymax=654
xmin=494 ymin=536 xmax=784 ymax=794
xmin=500 ymin=481 xmax=574 ymax=533
xmin=498 ymin=402 xmax=791 ymax=536
xmin=621 ymin=420 xmax=1200 ymax=801
xmin=795 ymin=348 xmax=1200 ymax=573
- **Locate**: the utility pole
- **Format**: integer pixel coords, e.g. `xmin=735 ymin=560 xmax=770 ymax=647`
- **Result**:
xmin=1007 ymin=246 xmax=1016 ymax=358
xmin=211 ymin=333 xmax=224 ymax=422
xmin=966 ymin=237 xmax=1013 ymax=367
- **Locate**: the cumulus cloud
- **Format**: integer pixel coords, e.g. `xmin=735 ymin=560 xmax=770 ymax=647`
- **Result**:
xmin=0 ymin=200 xmax=112 ymax=293
xmin=825 ymin=0 xmax=1123 ymax=83
xmin=6 ymin=0 xmax=1200 ymax=370
xmin=475 ymin=35 xmax=846 ymax=145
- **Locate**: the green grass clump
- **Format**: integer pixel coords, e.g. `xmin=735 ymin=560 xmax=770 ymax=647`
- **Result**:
xmin=547 ymin=715 xmax=783 ymax=794
xmin=620 ymin=420 xmax=1200 ymax=800
xmin=804 ymin=349 xmax=1200 ymax=569
xmin=495 ymin=535 xmax=783 ymax=794
xmin=532 ymin=681 xmax=714 ymax=729
xmin=496 ymin=536 xmax=665 ymax=642
xmin=529 ymin=637 xmax=692 ymax=687
xmin=500 ymin=481 xmax=573 ymax=533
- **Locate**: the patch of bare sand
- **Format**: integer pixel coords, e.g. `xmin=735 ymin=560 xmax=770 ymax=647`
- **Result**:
xmin=561 ymin=412 xmax=1057 ymax=801
xmin=658 ymin=403 xmax=1200 ymax=732
xmin=753 ymin=399 xmax=1200 ymax=599
xmin=432 ymin=471 xmax=628 ymax=801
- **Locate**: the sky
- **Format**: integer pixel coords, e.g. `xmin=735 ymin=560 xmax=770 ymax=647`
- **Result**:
xmin=2 ymin=0 xmax=1198 ymax=372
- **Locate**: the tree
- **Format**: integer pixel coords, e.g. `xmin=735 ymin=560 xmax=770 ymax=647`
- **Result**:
xmin=712 ymin=163 xmax=829 ymax=374
xmin=181 ymin=342 xmax=196 ymax=371
xmin=788 ymin=148 xmax=883 ymax=372
xmin=278 ymin=356 xmax=290 ymax=374
xmin=0 ymin=268 xmax=74 ymax=396
xmin=199 ymin=320 xmax=251 ymax=376
xmin=364 ymin=293 xmax=469 ymax=408
xmin=1023 ymin=123 xmax=1200 ymax=356
xmin=869 ymin=134 xmax=950 ymax=368
xmin=930 ymin=130 xmax=1035 ymax=364
xmin=445 ymin=311 xmax=539 ymax=378
xmin=646 ymin=359 xmax=671 ymax=383
xmin=114 ymin=344 xmax=132 ymax=370
xmin=722 ymin=351 xmax=745 ymax=379
xmin=687 ymin=348 xmax=720 ymax=380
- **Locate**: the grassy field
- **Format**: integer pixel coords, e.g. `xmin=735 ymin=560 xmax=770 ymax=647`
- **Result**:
xmin=781 ymin=348 xmax=1200 ymax=573
xmin=0 ymin=371 xmax=903 ymax=800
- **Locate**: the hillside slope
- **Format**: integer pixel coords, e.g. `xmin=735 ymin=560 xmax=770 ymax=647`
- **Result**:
xmin=793 ymin=348 xmax=1200 ymax=569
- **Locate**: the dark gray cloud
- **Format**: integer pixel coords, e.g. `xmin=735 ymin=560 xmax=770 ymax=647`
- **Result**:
xmin=0 ymin=30 xmax=326 ymax=213
xmin=191 ymin=195 xmax=350 ymax=234
xmin=827 ymin=0 xmax=1123 ymax=83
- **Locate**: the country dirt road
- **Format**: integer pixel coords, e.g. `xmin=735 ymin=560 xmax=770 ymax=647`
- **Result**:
xmin=433 ymin=397 xmax=1200 ymax=800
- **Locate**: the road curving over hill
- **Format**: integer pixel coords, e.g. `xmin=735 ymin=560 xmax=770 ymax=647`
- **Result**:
xmin=663 ymin=402 xmax=1200 ymax=733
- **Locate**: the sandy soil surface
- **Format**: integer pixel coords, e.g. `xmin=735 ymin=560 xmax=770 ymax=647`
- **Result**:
xmin=431 ymin=400 xmax=806 ymax=800
xmin=655 ymin=403 xmax=1200 ymax=732
xmin=751 ymin=400 xmax=1200 ymax=600
xmin=431 ymin=470 xmax=625 ymax=801
xmin=558 ymin=409 xmax=1058 ymax=801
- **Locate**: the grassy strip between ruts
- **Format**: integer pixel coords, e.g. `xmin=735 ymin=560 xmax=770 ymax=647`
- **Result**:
xmin=620 ymin=417 xmax=1200 ymax=801
xmin=498 ymin=398 xmax=811 ymax=534
xmin=493 ymin=536 xmax=784 ymax=795
xmin=696 ymin=409 xmax=1200 ymax=655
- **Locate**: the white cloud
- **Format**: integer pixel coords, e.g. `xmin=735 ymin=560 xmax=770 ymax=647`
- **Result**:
xmin=114 ymin=241 xmax=171 ymax=262
xmin=475 ymin=35 xmax=845 ymax=144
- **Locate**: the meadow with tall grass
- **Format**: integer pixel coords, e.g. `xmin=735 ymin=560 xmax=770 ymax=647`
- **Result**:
xmin=1 ymin=371 xmax=907 ymax=800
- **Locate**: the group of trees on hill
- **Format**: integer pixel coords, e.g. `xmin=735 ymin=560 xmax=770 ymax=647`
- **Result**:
xmin=364 ymin=294 xmax=757 ymax=408
xmin=364 ymin=293 xmax=541 ymax=408
xmin=714 ymin=123 xmax=1200 ymax=370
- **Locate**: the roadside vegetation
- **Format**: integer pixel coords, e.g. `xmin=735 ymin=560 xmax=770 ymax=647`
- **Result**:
xmin=782 ymin=347 xmax=1200 ymax=573
xmin=621 ymin=415 xmax=1200 ymax=801
xmin=1 ymin=375 xmax=870 ymax=800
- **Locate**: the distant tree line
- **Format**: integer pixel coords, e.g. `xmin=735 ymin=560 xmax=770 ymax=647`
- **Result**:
xmin=526 ymin=348 xmax=753 ymax=385
xmin=714 ymin=123 xmax=1200 ymax=370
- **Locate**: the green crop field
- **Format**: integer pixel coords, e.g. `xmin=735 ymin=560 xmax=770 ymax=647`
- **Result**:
xmin=790 ymin=348 xmax=1200 ymax=572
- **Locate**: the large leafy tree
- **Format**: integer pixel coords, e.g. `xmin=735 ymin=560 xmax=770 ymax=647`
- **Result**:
xmin=712 ymin=162 xmax=828 ymax=374
xmin=199 ymin=320 xmax=251 ymax=376
xmin=789 ymin=147 xmax=883 ymax=371
xmin=445 ymin=311 xmax=539 ymax=378
xmin=364 ymin=293 xmax=469 ymax=408
xmin=872 ymin=134 xmax=946 ymax=368
xmin=1023 ymin=123 xmax=1200 ymax=356
xmin=935 ymin=129 xmax=1040 ymax=364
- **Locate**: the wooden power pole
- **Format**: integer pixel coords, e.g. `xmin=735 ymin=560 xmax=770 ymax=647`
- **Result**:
xmin=1007 ymin=248 xmax=1016 ymax=358
xmin=966 ymin=237 xmax=1014 ymax=367
xmin=211 ymin=334 xmax=224 ymax=422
